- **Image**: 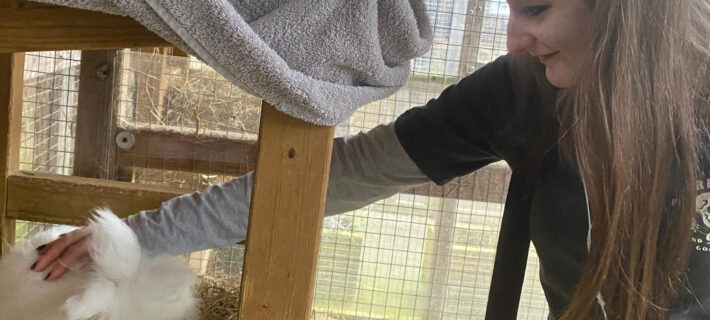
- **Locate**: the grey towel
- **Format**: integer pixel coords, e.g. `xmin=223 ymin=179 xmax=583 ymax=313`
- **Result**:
xmin=37 ymin=0 xmax=433 ymax=126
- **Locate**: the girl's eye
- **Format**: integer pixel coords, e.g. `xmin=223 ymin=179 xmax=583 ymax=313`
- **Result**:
xmin=522 ymin=5 xmax=550 ymax=16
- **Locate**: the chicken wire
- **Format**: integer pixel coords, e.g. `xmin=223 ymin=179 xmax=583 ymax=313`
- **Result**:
xmin=19 ymin=50 xmax=81 ymax=175
xmin=13 ymin=50 xmax=83 ymax=249
xmin=113 ymin=48 xmax=261 ymax=189
xmin=13 ymin=0 xmax=549 ymax=318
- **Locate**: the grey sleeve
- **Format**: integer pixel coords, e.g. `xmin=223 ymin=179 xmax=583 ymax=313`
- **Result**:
xmin=126 ymin=122 xmax=430 ymax=254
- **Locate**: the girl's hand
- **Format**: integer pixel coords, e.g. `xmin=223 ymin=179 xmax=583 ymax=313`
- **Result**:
xmin=33 ymin=227 xmax=92 ymax=281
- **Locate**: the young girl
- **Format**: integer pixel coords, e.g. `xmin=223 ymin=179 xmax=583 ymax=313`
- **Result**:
xmin=33 ymin=0 xmax=710 ymax=318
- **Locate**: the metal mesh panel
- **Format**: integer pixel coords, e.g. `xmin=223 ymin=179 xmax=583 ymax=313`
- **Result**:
xmin=313 ymin=1 xmax=547 ymax=319
xmin=20 ymin=50 xmax=81 ymax=175
xmin=13 ymin=50 xmax=83 ymax=268
xmin=13 ymin=1 xmax=549 ymax=318
xmin=14 ymin=220 xmax=64 ymax=242
xmin=113 ymin=49 xmax=260 ymax=188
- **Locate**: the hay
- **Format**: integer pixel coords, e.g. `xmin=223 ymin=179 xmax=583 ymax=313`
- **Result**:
xmin=197 ymin=274 xmax=242 ymax=320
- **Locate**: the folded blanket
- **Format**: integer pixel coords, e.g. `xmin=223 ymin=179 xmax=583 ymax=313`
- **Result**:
xmin=37 ymin=0 xmax=433 ymax=126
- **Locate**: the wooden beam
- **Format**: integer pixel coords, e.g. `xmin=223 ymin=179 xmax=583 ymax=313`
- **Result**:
xmin=5 ymin=171 xmax=191 ymax=225
xmin=0 ymin=52 xmax=23 ymax=255
xmin=116 ymin=127 xmax=509 ymax=202
xmin=239 ymin=102 xmax=334 ymax=319
xmin=0 ymin=5 xmax=169 ymax=53
xmin=116 ymin=129 xmax=256 ymax=177
xmin=74 ymin=50 xmax=119 ymax=179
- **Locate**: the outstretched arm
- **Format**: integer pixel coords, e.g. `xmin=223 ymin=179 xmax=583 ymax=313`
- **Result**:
xmin=126 ymin=121 xmax=430 ymax=254
xmin=34 ymin=120 xmax=430 ymax=281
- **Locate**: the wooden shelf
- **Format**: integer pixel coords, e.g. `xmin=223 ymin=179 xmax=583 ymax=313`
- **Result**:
xmin=0 ymin=4 xmax=168 ymax=52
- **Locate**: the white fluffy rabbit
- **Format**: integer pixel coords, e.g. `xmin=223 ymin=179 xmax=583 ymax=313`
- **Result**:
xmin=0 ymin=208 xmax=199 ymax=320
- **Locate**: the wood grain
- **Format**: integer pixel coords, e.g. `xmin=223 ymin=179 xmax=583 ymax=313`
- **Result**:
xmin=116 ymin=129 xmax=257 ymax=177
xmin=239 ymin=102 xmax=334 ymax=319
xmin=74 ymin=50 xmax=119 ymax=179
xmin=0 ymin=5 xmax=169 ymax=52
xmin=117 ymin=128 xmax=509 ymax=202
xmin=0 ymin=52 xmax=23 ymax=255
xmin=5 ymin=171 xmax=191 ymax=225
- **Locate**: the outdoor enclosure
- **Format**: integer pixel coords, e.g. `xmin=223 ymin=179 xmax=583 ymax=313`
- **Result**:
xmin=1 ymin=0 xmax=549 ymax=319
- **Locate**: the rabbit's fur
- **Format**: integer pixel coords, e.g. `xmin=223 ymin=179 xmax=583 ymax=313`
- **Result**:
xmin=0 ymin=208 xmax=199 ymax=320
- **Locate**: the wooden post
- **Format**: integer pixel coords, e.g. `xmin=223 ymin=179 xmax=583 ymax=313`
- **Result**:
xmin=74 ymin=50 xmax=118 ymax=179
xmin=458 ymin=0 xmax=486 ymax=75
xmin=239 ymin=102 xmax=334 ymax=319
xmin=0 ymin=52 xmax=24 ymax=255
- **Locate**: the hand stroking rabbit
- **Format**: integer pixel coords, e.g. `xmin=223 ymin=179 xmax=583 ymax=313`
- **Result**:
xmin=0 ymin=208 xmax=199 ymax=320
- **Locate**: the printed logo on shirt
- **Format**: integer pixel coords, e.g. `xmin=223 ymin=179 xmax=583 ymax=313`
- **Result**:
xmin=693 ymin=178 xmax=710 ymax=252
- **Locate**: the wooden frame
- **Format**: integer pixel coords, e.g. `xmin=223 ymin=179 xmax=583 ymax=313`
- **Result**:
xmin=0 ymin=52 xmax=23 ymax=255
xmin=0 ymin=4 xmax=168 ymax=52
xmin=74 ymin=50 xmax=120 ymax=179
xmin=113 ymin=126 xmax=508 ymax=201
xmin=115 ymin=128 xmax=257 ymax=177
xmin=5 ymin=171 xmax=187 ymax=225
xmin=240 ymin=102 xmax=334 ymax=318
xmin=0 ymin=2 xmax=334 ymax=319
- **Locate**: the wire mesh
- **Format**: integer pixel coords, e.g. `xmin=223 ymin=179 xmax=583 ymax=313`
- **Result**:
xmin=113 ymin=49 xmax=260 ymax=188
xmin=20 ymin=50 xmax=81 ymax=175
xmin=13 ymin=0 xmax=548 ymax=318
xmin=315 ymin=1 xmax=547 ymax=319
xmin=13 ymin=50 xmax=83 ymax=269
xmin=14 ymin=220 xmax=64 ymax=242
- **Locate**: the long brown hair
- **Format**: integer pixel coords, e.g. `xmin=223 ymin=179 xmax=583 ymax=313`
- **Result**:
xmin=555 ymin=0 xmax=710 ymax=319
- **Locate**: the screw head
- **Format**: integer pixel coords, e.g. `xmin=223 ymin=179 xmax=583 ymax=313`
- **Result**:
xmin=116 ymin=131 xmax=135 ymax=149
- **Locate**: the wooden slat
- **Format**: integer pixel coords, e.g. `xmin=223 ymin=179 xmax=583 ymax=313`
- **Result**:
xmin=74 ymin=50 xmax=119 ymax=179
xmin=116 ymin=129 xmax=256 ymax=177
xmin=5 ymin=171 xmax=191 ymax=225
xmin=117 ymin=127 xmax=509 ymax=202
xmin=239 ymin=102 xmax=334 ymax=319
xmin=0 ymin=52 xmax=23 ymax=255
xmin=0 ymin=4 xmax=169 ymax=52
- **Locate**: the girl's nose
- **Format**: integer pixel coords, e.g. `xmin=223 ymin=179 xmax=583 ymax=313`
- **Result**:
xmin=506 ymin=20 xmax=535 ymax=54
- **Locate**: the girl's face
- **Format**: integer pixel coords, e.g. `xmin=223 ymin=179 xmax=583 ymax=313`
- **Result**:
xmin=506 ymin=0 xmax=594 ymax=88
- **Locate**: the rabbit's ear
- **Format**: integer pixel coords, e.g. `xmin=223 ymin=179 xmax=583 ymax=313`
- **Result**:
xmin=61 ymin=275 xmax=115 ymax=320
